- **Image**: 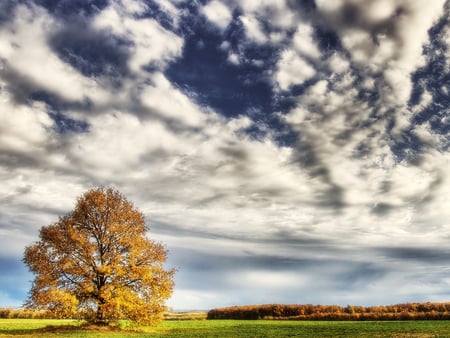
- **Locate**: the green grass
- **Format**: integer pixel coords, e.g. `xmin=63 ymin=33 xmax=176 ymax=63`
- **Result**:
xmin=2 ymin=319 xmax=450 ymax=337
xmin=157 ymin=320 xmax=450 ymax=337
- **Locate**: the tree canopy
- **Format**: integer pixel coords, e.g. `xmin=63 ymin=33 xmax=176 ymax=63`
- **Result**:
xmin=23 ymin=187 xmax=175 ymax=325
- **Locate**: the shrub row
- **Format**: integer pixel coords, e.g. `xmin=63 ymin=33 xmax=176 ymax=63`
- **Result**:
xmin=207 ymin=303 xmax=450 ymax=320
xmin=0 ymin=308 xmax=48 ymax=319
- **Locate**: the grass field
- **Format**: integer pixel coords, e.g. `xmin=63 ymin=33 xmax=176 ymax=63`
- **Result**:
xmin=2 ymin=319 xmax=450 ymax=337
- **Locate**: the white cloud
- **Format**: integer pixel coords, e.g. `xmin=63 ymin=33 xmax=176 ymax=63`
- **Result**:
xmin=339 ymin=28 xmax=375 ymax=67
xmin=67 ymin=112 xmax=191 ymax=183
xmin=155 ymin=0 xmax=178 ymax=11
xmin=229 ymin=270 xmax=305 ymax=289
xmin=269 ymin=31 xmax=287 ymax=44
xmin=239 ymin=0 xmax=297 ymax=29
xmin=383 ymin=0 xmax=445 ymax=106
xmin=202 ymin=0 xmax=233 ymax=30
xmin=226 ymin=1 xmax=305 ymax=76
xmin=239 ymin=0 xmax=278 ymax=12
xmin=314 ymin=0 xmax=343 ymax=13
xmin=292 ymin=23 xmax=321 ymax=60
xmin=93 ymin=0 xmax=183 ymax=72
xmin=309 ymin=80 xmax=328 ymax=96
xmin=227 ymin=53 xmax=240 ymax=65
xmin=240 ymin=14 xmax=268 ymax=44
xmin=274 ymin=49 xmax=316 ymax=90
xmin=167 ymin=289 xmax=226 ymax=311
xmin=140 ymin=72 xmax=207 ymax=127
xmin=0 ymin=4 xmax=109 ymax=103
xmin=219 ymin=40 xmax=231 ymax=51
xmin=271 ymin=22 xmax=322 ymax=91
xmin=119 ymin=0 xmax=148 ymax=15
xmin=366 ymin=0 xmax=397 ymax=23
xmin=383 ymin=68 xmax=412 ymax=106
xmin=0 ymin=97 xmax=52 ymax=154
xmin=328 ymin=53 xmax=350 ymax=74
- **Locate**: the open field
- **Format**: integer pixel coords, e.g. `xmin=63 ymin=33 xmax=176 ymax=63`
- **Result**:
xmin=3 ymin=319 xmax=450 ymax=337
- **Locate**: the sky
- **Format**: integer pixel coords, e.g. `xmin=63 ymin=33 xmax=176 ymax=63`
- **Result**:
xmin=0 ymin=0 xmax=450 ymax=311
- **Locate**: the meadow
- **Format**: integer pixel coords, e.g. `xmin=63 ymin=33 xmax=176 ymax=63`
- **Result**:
xmin=3 ymin=318 xmax=450 ymax=337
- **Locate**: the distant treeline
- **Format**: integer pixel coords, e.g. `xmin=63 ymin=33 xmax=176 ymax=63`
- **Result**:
xmin=207 ymin=303 xmax=450 ymax=320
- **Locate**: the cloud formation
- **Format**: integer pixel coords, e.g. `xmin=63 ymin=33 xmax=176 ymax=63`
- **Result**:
xmin=202 ymin=0 xmax=232 ymax=31
xmin=0 ymin=0 xmax=449 ymax=310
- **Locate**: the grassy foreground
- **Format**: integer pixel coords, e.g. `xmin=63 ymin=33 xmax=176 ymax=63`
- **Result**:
xmin=3 ymin=318 xmax=450 ymax=337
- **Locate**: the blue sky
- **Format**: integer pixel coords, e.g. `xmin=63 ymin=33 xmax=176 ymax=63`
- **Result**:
xmin=0 ymin=0 xmax=450 ymax=310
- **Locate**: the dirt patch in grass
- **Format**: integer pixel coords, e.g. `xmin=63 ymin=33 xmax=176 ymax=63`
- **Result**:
xmin=33 ymin=325 xmax=82 ymax=333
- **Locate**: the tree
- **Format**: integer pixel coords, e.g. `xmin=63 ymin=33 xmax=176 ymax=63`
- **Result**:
xmin=23 ymin=187 xmax=175 ymax=325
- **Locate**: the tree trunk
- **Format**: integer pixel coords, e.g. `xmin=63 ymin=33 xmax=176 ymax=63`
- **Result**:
xmin=95 ymin=298 xmax=107 ymax=325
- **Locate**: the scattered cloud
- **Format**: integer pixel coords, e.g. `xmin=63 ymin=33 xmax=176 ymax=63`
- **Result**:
xmin=240 ymin=14 xmax=268 ymax=44
xmin=93 ymin=0 xmax=183 ymax=72
xmin=274 ymin=50 xmax=316 ymax=90
xmin=292 ymin=23 xmax=322 ymax=61
xmin=0 ymin=4 xmax=108 ymax=103
xmin=202 ymin=0 xmax=232 ymax=31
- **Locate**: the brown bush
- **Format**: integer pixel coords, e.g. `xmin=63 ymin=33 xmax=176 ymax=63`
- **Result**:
xmin=207 ymin=302 xmax=450 ymax=321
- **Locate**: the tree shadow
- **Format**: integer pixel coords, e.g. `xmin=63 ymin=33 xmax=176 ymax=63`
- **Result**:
xmin=0 ymin=325 xmax=77 ymax=335
xmin=0 ymin=323 xmax=126 ymax=336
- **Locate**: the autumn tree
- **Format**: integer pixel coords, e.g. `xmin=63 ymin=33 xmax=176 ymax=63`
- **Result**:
xmin=23 ymin=187 xmax=175 ymax=325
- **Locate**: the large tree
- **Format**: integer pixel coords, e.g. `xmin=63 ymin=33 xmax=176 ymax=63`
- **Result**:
xmin=23 ymin=187 xmax=175 ymax=325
